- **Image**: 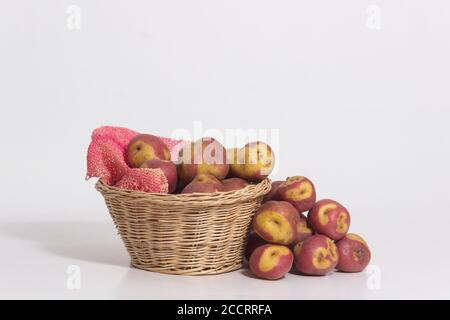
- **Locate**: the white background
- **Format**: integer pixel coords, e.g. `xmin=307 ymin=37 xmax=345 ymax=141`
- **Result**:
xmin=0 ymin=0 xmax=449 ymax=299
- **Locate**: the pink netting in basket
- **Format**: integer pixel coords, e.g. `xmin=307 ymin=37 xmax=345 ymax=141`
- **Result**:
xmin=86 ymin=126 xmax=188 ymax=193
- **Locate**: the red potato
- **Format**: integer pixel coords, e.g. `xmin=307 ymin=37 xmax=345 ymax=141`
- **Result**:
xmin=308 ymin=199 xmax=350 ymax=240
xmin=295 ymin=212 xmax=313 ymax=242
xmin=245 ymin=232 xmax=267 ymax=261
xmin=262 ymin=180 xmax=283 ymax=203
xmin=276 ymin=176 xmax=316 ymax=212
xmin=226 ymin=147 xmax=242 ymax=178
xmin=127 ymin=134 xmax=170 ymax=167
xmin=178 ymin=137 xmax=229 ymax=186
xmin=249 ymin=244 xmax=294 ymax=280
xmin=252 ymin=201 xmax=299 ymax=245
xmin=293 ymin=234 xmax=339 ymax=276
xmin=229 ymin=142 xmax=275 ymax=182
xmin=180 ymin=173 xmax=223 ymax=194
xmin=140 ymin=159 xmax=177 ymax=193
xmin=222 ymin=177 xmax=249 ymax=191
xmin=336 ymin=234 xmax=371 ymax=272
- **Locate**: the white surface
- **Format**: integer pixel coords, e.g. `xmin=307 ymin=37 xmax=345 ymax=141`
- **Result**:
xmin=1 ymin=1 xmax=450 ymax=299
xmin=0 ymin=214 xmax=448 ymax=299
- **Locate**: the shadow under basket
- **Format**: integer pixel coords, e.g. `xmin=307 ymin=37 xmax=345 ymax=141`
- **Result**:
xmin=96 ymin=179 xmax=271 ymax=275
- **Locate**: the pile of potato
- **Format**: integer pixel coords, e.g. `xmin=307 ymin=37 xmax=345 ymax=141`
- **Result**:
xmin=126 ymin=133 xmax=274 ymax=193
xmin=246 ymin=177 xmax=371 ymax=280
xmin=125 ymin=133 xmax=371 ymax=280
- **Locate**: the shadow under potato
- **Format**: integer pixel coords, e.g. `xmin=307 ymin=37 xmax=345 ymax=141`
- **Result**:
xmin=0 ymin=220 xmax=129 ymax=267
xmin=240 ymin=268 xmax=261 ymax=280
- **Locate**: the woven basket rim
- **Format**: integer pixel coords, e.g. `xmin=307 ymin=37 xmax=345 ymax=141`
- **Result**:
xmin=96 ymin=178 xmax=271 ymax=206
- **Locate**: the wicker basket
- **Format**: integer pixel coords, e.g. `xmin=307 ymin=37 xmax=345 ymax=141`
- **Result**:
xmin=96 ymin=179 xmax=271 ymax=275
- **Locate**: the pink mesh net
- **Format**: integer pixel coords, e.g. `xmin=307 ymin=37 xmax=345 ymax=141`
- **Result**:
xmin=115 ymin=167 xmax=169 ymax=193
xmin=86 ymin=126 xmax=189 ymax=193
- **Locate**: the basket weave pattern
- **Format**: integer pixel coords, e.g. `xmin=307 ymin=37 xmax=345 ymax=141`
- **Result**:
xmin=96 ymin=179 xmax=271 ymax=275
